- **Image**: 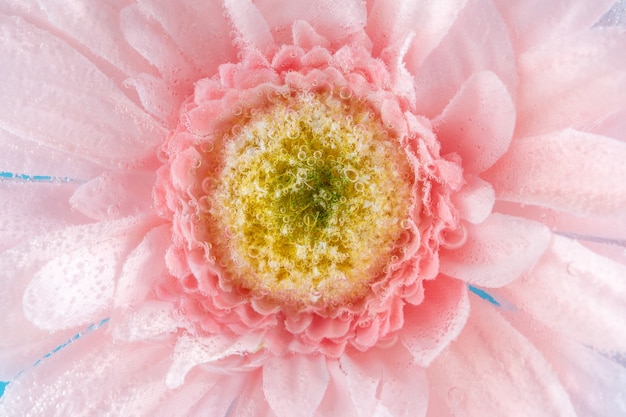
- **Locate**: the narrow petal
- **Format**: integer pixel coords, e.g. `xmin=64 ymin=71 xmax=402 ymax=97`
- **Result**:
xmin=70 ymin=170 xmax=156 ymax=221
xmin=492 ymin=0 xmax=616 ymax=52
xmin=433 ymin=71 xmax=515 ymax=174
xmin=367 ymin=0 xmax=467 ymax=67
xmin=0 ymin=331 xmax=172 ymax=417
xmin=0 ymin=15 xmax=163 ymax=169
xmin=400 ymin=276 xmax=469 ymax=367
xmin=254 ymin=0 xmax=366 ymax=45
xmin=515 ymin=28 xmax=626 ymax=138
xmin=413 ymin=0 xmax=516 ymax=117
xmin=263 ymin=354 xmax=329 ymax=417
xmin=483 ymin=129 xmax=626 ymax=216
xmin=223 ymin=0 xmax=274 ymax=52
xmin=500 ymin=235 xmax=626 ymax=353
xmin=427 ymin=299 xmax=576 ymax=417
xmin=439 ymin=213 xmax=551 ymax=287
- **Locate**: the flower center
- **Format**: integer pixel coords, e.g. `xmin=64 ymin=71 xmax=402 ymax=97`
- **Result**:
xmin=209 ymin=92 xmax=412 ymax=308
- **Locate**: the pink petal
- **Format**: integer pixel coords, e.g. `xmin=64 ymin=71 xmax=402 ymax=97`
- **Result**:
xmin=433 ymin=71 xmax=515 ymax=174
xmin=367 ymin=0 xmax=467 ymax=67
xmin=0 ymin=128 xmax=102 ymax=180
xmin=502 ymin=311 xmax=626 ymax=417
xmin=263 ymin=354 xmax=329 ymax=417
xmin=22 ymin=236 xmax=130 ymax=331
xmin=120 ymin=4 xmax=198 ymax=88
xmin=413 ymin=0 xmax=516 ymax=118
xmin=439 ymin=213 xmax=551 ymax=287
xmin=426 ymin=299 xmax=576 ymax=417
xmin=0 ymin=331 xmax=172 ymax=417
xmin=148 ymin=371 xmax=225 ymax=417
xmin=0 ymin=218 xmax=154 ymax=357
xmin=0 ymin=15 xmax=163 ymax=169
xmin=70 ymin=170 xmax=156 ymax=221
xmin=400 ymin=276 xmax=469 ymax=367
xmin=492 ymin=0 xmax=616 ymax=53
xmin=494 ymin=201 xmax=626 ymax=250
xmin=114 ymin=224 xmax=172 ymax=308
xmin=315 ymin=360 xmax=360 ymax=417
xmin=166 ymin=333 xmax=264 ymax=389
xmin=500 ymin=235 xmax=626 ymax=353
xmin=451 ymin=175 xmax=495 ymax=224
xmin=223 ymin=0 xmax=274 ymax=52
xmin=255 ymin=0 xmax=366 ymax=45
xmin=136 ymin=0 xmax=235 ymax=77
xmin=123 ymin=73 xmax=180 ymax=124
xmin=515 ymin=28 xmax=626 ymax=139
xmin=483 ymin=129 xmax=626 ymax=216
xmin=0 ymin=2 xmax=154 ymax=77
xmin=341 ymin=343 xmax=429 ymax=417
xmin=232 ymin=371 xmax=277 ymax=417
xmin=0 ymin=181 xmax=90 ymax=252
xmin=292 ymin=20 xmax=331 ymax=50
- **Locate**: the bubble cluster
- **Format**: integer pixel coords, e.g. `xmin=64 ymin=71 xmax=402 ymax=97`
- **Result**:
xmin=209 ymin=93 xmax=413 ymax=307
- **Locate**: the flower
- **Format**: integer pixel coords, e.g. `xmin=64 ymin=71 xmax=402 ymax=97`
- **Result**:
xmin=1 ymin=0 xmax=626 ymax=416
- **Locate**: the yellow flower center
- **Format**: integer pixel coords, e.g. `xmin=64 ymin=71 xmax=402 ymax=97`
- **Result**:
xmin=210 ymin=92 xmax=412 ymax=307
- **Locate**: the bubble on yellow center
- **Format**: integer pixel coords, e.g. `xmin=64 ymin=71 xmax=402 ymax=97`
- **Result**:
xmin=211 ymin=92 xmax=412 ymax=307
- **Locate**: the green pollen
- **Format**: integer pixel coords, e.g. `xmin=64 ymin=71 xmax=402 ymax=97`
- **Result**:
xmin=210 ymin=92 xmax=412 ymax=307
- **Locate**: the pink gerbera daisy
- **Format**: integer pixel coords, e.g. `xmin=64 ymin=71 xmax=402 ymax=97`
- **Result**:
xmin=1 ymin=0 xmax=626 ymax=416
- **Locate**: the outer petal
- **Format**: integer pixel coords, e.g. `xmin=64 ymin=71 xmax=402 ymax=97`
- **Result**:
xmin=136 ymin=0 xmax=235 ymax=77
xmin=254 ymin=0 xmax=366 ymax=45
xmin=433 ymin=71 xmax=515 ymax=174
xmin=502 ymin=312 xmax=626 ymax=417
xmin=400 ymin=276 xmax=469 ymax=367
xmin=0 ymin=181 xmax=90 ymax=252
xmin=483 ymin=129 xmax=626 ymax=216
xmin=451 ymin=175 xmax=495 ymax=224
xmin=499 ymin=235 xmax=626 ymax=353
xmin=0 ymin=128 xmax=101 ymax=180
xmin=492 ymin=0 xmax=616 ymax=53
xmin=0 ymin=217 xmax=156 ymax=376
xmin=341 ymin=342 xmax=429 ymax=417
xmin=0 ymin=15 xmax=163 ymax=169
xmin=70 ymin=170 xmax=156 ymax=221
xmin=515 ymin=28 xmax=626 ymax=139
xmin=439 ymin=213 xmax=551 ymax=287
xmin=166 ymin=333 xmax=264 ymax=389
xmin=232 ymin=371 xmax=277 ymax=417
xmin=0 ymin=331 xmax=172 ymax=417
xmin=413 ymin=0 xmax=516 ymax=118
xmin=223 ymin=0 xmax=274 ymax=52
xmin=367 ymin=0 xmax=467 ymax=67
xmin=263 ymin=354 xmax=329 ymax=417
xmin=0 ymin=1 xmax=153 ymax=78
xmin=22 ymin=238 xmax=126 ymax=331
xmin=426 ymin=298 xmax=576 ymax=417
xmin=314 ymin=360 xmax=360 ymax=417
